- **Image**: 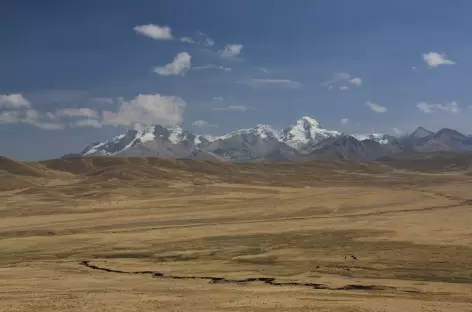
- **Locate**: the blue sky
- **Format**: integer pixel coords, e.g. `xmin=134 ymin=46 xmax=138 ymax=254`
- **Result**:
xmin=1 ymin=0 xmax=472 ymax=160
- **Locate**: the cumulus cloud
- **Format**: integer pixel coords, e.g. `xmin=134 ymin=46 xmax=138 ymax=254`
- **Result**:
xmin=75 ymin=119 xmax=103 ymax=128
xmin=0 ymin=107 xmax=65 ymax=130
xmin=134 ymin=24 xmax=173 ymax=40
xmin=422 ymin=52 xmax=456 ymax=68
xmin=102 ymin=93 xmax=186 ymax=127
xmin=365 ymin=101 xmax=388 ymax=113
xmin=417 ymin=101 xmax=460 ymax=114
xmin=340 ymin=118 xmax=349 ymax=125
xmin=192 ymin=64 xmax=231 ymax=72
xmin=349 ymin=77 xmax=362 ymax=86
xmin=220 ymin=44 xmax=243 ymax=59
xmin=340 ymin=85 xmax=349 ymax=91
xmin=56 ymin=108 xmax=99 ymax=118
xmin=153 ymin=52 xmax=191 ymax=76
xmin=0 ymin=93 xmax=31 ymax=109
xmin=240 ymin=79 xmax=302 ymax=89
xmin=0 ymin=111 xmax=21 ymax=124
xmin=1 ymin=93 xmax=187 ymax=130
xmin=192 ymin=120 xmax=218 ymax=128
xmin=213 ymin=96 xmax=224 ymax=101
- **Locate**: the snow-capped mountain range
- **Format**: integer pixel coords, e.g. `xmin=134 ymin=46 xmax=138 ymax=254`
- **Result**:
xmin=71 ymin=116 xmax=472 ymax=162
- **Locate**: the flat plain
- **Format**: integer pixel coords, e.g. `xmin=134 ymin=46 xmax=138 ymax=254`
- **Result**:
xmin=1 ymin=155 xmax=472 ymax=311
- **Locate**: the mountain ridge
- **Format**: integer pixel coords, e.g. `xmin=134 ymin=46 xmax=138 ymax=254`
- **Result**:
xmin=72 ymin=117 xmax=472 ymax=162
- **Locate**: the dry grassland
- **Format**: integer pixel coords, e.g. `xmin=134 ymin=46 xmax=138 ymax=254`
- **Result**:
xmin=1 ymin=156 xmax=472 ymax=311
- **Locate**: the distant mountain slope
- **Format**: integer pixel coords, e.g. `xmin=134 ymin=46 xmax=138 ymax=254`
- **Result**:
xmin=306 ymin=136 xmax=393 ymax=161
xmin=377 ymin=151 xmax=472 ymax=172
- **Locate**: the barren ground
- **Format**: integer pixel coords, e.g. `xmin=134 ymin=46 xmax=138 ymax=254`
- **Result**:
xmin=1 ymin=156 xmax=472 ymax=311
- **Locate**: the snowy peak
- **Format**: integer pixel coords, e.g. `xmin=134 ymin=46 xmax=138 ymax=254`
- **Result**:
xmin=135 ymin=126 xmax=156 ymax=143
xmin=280 ymin=116 xmax=341 ymax=149
xmin=208 ymin=124 xmax=280 ymax=142
xmin=167 ymin=126 xmax=188 ymax=144
xmin=82 ymin=125 xmax=196 ymax=156
xmin=297 ymin=116 xmax=321 ymax=129
xmin=252 ymin=124 xmax=280 ymax=139
xmin=351 ymin=133 xmax=391 ymax=145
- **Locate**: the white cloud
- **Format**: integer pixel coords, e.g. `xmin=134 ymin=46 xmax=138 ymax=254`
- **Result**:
xmin=134 ymin=24 xmax=173 ymax=40
xmin=340 ymin=118 xmax=349 ymax=125
xmin=213 ymin=96 xmax=224 ymax=101
xmin=240 ymin=79 xmax=302 ymax=89
xmin=203 ymin=37 xmax=215 ymax=47
xmin=0 ymin=93 xmax=31 ymax=109
xmin=392 ymin=128 xmax=403 ymax=135
xmin=195 ymin=31 xmax=215 ymax=47
xmin=340 ymin=85 xmax=349 ymax=91
xmin=417 ymin=102 xmax=433 ymax=114
xmin=153 ymin=52 xmax=191 ymax=76
xmin=192 ymin=64 xmax=231 ymax=72
xmin=213 ymin=105 xmax=252 ymax=112
xmin=321 ymin=73 xmax=362 ymax=89
xmin=260 ymin=68 xmax=269 ymax=73
xmin=23 ymin=109 xmax=62 ymax=129
xmin=417 ymin=101 xmax=460 ymax=114
xmin=365 ymin=101 xmax=388 ymax=113
xmin=56 ymin=108 xmax=99 ymax=118
xmin=0 ymin=111 xmax=21 ymax=124
xmin=75 ymin=119 xmax=103 ymax=128
xmin=412 ymin=66 xmax=417 ymax=71
xmin=320 ymin=72 xmax=351 ymax=86
xmin=101 ymin=93 xmax=186 ymax=127
xmin=192 ymin=120 xmax=218 ymax=128
xmin=348 ymin=77 xmax=362 ymax=86
xmin=180 ymin=36 xmax=195 ymax=44
xmin=422 ymin=52 xmax=456 ymax=68
xmin=220 ymin=44 xmax=243 ymax=59
xmin=0 ymin=108 xmax=65 ymax=130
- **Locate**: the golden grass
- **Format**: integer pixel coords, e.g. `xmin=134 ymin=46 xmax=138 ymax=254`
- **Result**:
xmin=1 ymin=156 xmax=472 ymax=311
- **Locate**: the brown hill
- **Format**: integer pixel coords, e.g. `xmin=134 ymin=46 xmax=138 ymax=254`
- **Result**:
xmin=0 ymin=153 xmax=469 ymax=192
xmin=0 ymin=156 xmax=46 ymax=177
